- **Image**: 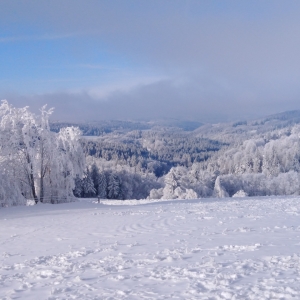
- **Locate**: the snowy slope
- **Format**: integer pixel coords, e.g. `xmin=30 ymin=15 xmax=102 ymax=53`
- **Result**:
xmin=1 ymin=196 xmax=300 ymax=299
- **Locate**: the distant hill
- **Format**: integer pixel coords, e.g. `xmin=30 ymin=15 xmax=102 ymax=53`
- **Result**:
xmin=194 ymin=109 xmax=300 ymax=143
xmin=259 ymin=110 xmax=300 ymax=125
xmin=50 ymin=120 xmax=151 ymax=136
xmin=50 ymin=119 xmax=203 ymax=136
xmin=50 ymin=109 xmax=300 ymax=139
xmin=148 ymin=119 xmax=203 ymax=131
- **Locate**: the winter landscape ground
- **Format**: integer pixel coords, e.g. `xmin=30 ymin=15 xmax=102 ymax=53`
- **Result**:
xmin=1 ymin=196 xmax=300 ymax=299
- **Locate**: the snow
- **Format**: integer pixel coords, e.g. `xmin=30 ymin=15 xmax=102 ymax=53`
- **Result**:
xmin=232 ymin=190 xmax=248 ymax=198
xmin=1 ymin=196 xmax=300 ymax=299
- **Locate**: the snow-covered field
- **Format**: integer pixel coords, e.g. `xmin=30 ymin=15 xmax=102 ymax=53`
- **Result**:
xmin=1 ymin=196 xmax=300 ymax=299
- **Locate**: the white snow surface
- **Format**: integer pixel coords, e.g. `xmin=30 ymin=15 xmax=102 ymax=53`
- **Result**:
xmin=1 ymin=196 xmax=300 ymax=299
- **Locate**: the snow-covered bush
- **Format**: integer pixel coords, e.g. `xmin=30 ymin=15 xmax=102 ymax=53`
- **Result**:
xmin=147 ymin=167 xmax=198 ymax=200
xmin=232 ymin=190 xmax=248 ymax=198
xmin=213 ymin=171 xmax=300 ymax=198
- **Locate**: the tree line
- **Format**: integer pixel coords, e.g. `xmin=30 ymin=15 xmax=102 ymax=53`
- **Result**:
xmin=3 ymin=100 xmax=300 ymax=206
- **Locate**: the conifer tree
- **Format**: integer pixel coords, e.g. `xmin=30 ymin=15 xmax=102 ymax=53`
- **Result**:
xmin=82 ymin=170 xmax=96 ymax=197
xmin=107 ymin=173 xmax=120 ymax=199
xmin=97 ymin=172 xmax=107 ymax=199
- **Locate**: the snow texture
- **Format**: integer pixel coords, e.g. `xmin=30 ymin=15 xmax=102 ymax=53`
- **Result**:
xmin=1 ymin=196 xmax=300 ymax=299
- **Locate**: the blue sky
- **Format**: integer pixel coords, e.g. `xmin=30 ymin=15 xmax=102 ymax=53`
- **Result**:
xmin=0 ymin=28 xmax=153 ymax=94
xmin=1 ymin=1 xmax=300 ymax=122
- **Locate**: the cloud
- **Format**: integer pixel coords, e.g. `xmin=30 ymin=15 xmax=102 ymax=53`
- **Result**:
xmin=0 ymin=33 xmax=79 ymax=43
xmin=5 ymin=73 xmax=300 ymax=123
xmin=1 ymin=1 xmax=300 ymax=122
xmin=77 ymin=64 xmax=120 ymax=70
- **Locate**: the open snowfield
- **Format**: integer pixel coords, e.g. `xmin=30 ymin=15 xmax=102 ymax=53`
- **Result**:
xmin=1 ymin=197 xmax=300 ymax=299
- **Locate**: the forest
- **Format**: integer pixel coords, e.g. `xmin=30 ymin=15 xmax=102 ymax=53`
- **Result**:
xmin=2 ymin=100 xmax=300 ymax=206
xmin=73 ymin=110 xmax=300 ymax=201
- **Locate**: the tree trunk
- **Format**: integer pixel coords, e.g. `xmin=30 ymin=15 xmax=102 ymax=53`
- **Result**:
xmin=40 ymin=176 xmax=44 ymax=203
xmin=40 ymin=142 xmax=44 ymax=203
xmin=27 ymin=154 xmax=38 ymax=204
xmin=30 ymin=171 xmax=38 ymax=204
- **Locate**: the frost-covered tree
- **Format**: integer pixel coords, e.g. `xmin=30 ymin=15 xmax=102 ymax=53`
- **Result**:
xmin=97 ymin=172 xmax=107 ymax=199
xmin=82 ymin=170 xmax=96 ymax=197
xmin=107 ymin=173 xmax=121 ymax=199
xmin=55 ymin=127 xmax=85 ymax=200
xmin=0 ymin=166 xmax=25 ymax=207
xmin=162 ymin=168 xmax=178 ymax=199
xmin=73 ymin=175 xmax=83 ymax=197
xmin=0 ymin=100 xmax=85 ymax=205
xmin=213 ymin=176 xmax=230 ymax=198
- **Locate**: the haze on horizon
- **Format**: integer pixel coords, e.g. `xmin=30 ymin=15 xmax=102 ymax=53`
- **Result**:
xmin=1 ymin=0 xmax=300 ymax=123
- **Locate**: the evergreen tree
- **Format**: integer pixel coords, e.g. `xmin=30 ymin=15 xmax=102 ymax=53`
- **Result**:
xmin=90 ymin=163 xmax=100 ymax=195
xmin=82 ymin=170 xmax=96 ymax=197
xmin=97 ymin=172 xmax=107 ymax=199
xmin=107 ymin=173 xmax=120 ymax=199
xmin=73 ymin=175 xmax=83 ymax=197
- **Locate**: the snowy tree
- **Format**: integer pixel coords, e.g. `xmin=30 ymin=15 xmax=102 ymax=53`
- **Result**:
xmin=0 ymin=100 xmax=85 ymax=205
xmin=55 ymin=126 xmax=85 ymax=200
xmin=213 ymin=176 xmax=229 ymax=198
xmin=90 ymin=164 xmax=100 ymax=195
xmin=0 ymin=168 xmax=25 ymax=207
xmin=97 ymin=172 xmax=107 ymax=199
xmin=162 ymin=168 xmax=178 ymax=199
xmin=107 ymin=173 xmax=121 ymax=199
xmin=82 ymin=170 xmax=96 ymax=197
xmin=73 ymin=175 xmax=83 ymax=197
